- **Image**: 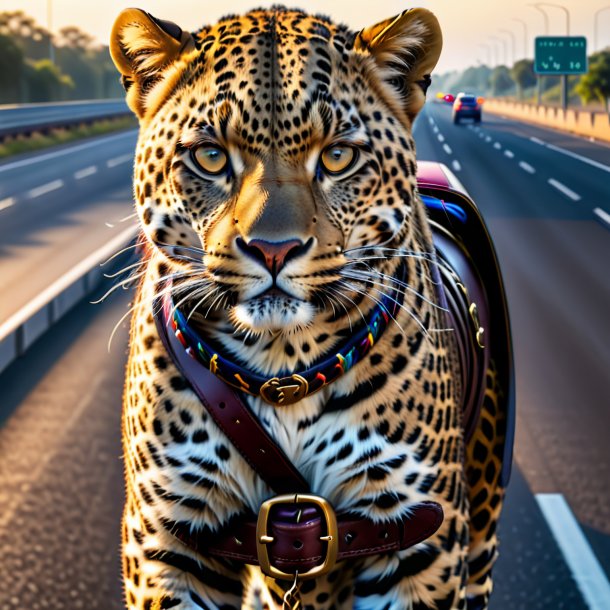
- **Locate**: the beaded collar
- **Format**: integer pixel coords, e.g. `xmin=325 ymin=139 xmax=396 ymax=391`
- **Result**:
xmin=156 ymin=265 xmax=405 ymax=407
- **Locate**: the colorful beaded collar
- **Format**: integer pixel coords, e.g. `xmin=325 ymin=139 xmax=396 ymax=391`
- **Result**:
xmin=156 ymin=268 xmax=404 ymax=407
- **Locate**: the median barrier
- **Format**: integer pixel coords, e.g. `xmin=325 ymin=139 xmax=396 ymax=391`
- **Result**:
xmin=483 ymin=99 xmax=610 ymax=144
xmin=0 ymin=226 xmax=139 ymax=374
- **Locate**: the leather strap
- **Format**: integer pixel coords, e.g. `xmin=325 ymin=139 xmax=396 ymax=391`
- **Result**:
xmin=176 ymin=502 xmax=444 ymax=573
xmin=154 ymin=296 xmax=310 ymax=495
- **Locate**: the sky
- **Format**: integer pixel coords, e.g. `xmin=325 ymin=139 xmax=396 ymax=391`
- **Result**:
xmin=2 ymin=0 xmax=609 ymax=73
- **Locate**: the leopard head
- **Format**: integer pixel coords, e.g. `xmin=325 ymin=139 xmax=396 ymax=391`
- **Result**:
xmin=110 ymin=7 xmax=442 ymax=369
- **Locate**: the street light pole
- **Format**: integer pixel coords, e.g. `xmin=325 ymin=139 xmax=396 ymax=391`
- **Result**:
xmin=500 ymin=29 xmax=517 ymax=65
xmin=594 ymin=6 xmax=610 ymax=51
xmin=528 ymin=4 xmax=549 ymax=105
xmin=512 ymin=18 xmax=529 ymax=59
xmin=478 ymin=43 xmax=491 ymax=67
xmin=47 ymin=0 xmax=55 ymax=63
xmin=490 ymin=35 xmax=507 ymax=66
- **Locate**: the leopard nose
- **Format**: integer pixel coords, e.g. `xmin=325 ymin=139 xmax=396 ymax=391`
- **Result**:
xmin=236 ymin=237 xmax=311 ymax=276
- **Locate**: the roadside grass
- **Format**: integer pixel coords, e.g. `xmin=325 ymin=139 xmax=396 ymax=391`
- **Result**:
xmin=0 ymin=116 xmax=138 ymax=159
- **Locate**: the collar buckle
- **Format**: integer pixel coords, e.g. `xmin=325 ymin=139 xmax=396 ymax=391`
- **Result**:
xmin=260 ymin=374 xmax=309 ymax=406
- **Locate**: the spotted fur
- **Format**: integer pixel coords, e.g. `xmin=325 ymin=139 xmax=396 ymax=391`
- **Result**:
xmin=111 ymin=7 xmax=505 ymax=609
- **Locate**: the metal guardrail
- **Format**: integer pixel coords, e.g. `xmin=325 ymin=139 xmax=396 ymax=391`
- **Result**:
xmin=0 ymin=225 xmax=139 ymax=374
xmin=0 ymin=99 xmax=131 ymax=141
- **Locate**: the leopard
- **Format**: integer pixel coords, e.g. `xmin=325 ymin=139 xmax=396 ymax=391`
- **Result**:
xmin=109 ymin=6 xmax=507 ymax=609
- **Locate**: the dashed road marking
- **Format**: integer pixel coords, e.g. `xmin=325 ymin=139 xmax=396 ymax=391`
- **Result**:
xmin=519 ymin=161 xmax=536 ymax=174
xmin=107 ymin=154 xmax=132 ymax=168
xmin=437 ymin=133 xmax=445 ymax=142
xmin=485 ymin=135 xmax=492 ymax=143
xmin=452 ymin=160 xmax=461 ymax=172
xmin=428 ymin=117 xmax=434 ymax=126
xmin=530 ymin=136 xmax=546 ymax=145
xmin=0 ymin=196 xmax=15 ymax=212
xmin=493 ymin=142 xmax=501 ymax=150
xmin=504 ymin=150 xmax=515 ymax=158
xmin=27 ymin=179 xmax=64 ymax=199
xmin=443 ymin=143 xmax=452 ymax=155
xmin=74 ymin=165 xmax=98 ymax=180
xmin=548 ymin=178 xmax=581 ymax=201
xmin=536 ymin=494 xmax=610 ymax=610
xmin=593 ymin=207 xmax=610 ymax=230
xmin=433 ymin=125 xmax=439 ymax=134
xmin=545 ymin=142 xmax=610 ymax=174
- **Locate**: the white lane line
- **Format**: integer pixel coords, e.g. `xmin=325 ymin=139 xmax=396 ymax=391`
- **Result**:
xmin=548 ymin=178 xmax=581 ymax=201
xmin=0 ymin=196 xmax=15 ymax=211
xmin=428 ymin=117 xmax=434 ymax=126
xmin=519 ymin=161 xmax=536 ymax=174
xmin=74 ymin=165 xmax=97 ymax=180
xmin=451 ymin=160 xmax=461 ymax=172
xmin=536 ymin=494 xmax=610 ymax=610
xmin=545 ymin=142 xmax=610 ymax=175
xmin=107 ymin=154 xmax=132 ymax=168
xmin=593 ymin=207 xmax=610 ymax=229
xmin=530 ymin=136 xmax=546 ymax=145
xmin=485 ymin=135 xmax=492 ymax=143
xmin=493 ymin=142 xmax=502 ymax=150
xmin=0 ymin=129 xmax=137 ymax=173
xmin=504 ymin=150 xmax=515 ymax=158
xmin=443 ymin=143 xmax=452 ymax=155
xmin=437 ymin=133 xmax=445 ymax=142
xmin=432 ymin=125 xmax=439 ymax=134
xmin=27 ymin=179 xmax=64 ymax=199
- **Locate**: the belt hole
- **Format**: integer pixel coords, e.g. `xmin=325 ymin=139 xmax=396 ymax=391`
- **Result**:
xmin=293 ymin=540 xmax=303 ymax=550
xmin=219 ymin=401 xmax=225 ymax=409
xmin=259 ymin=448 xmax=266 ymax=454
xmin=379 ymin=530 xmax=389 ymax=539
xmin=344 ymin=532 xmax=355 ymax=545
xmin=234 ymin=537 xmax=242 ymax=546
xmin=235 ymin=419 xmax=240 ymax=424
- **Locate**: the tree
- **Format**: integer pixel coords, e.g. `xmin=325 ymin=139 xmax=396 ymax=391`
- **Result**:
xmin=0 ymin=32 xmax=25 ymax=102
xmin=510 ymin=59 xmax=536 ymax=100
xmin=489 ymin=66 xmax=514 ymax=97
xmin=576 ymin=50 xmax=610 ymax=112
xmin=25 ymin=59 xmax=73 ymax=102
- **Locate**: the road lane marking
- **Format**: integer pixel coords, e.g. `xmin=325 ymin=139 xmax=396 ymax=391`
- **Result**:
xmin=548 ymin=178 xmax=581 ymax=201
xmin=433 ymin=125 xmax=439 ymax=134
xmin=536 ymin=494 xmax=610 ymax=610
xmin=74 ymin=165 xmax=97 ymax=180
xmin=107 ymin=154 xmax=133 ymax=168
xmin=437 ymin=133 xmax=445 ymax=142
xmin=451 ymin=160 xmax=461 ymax=172
xmin=27 ymin=179 xmax=64 ymax=199
xmin=593 ymin=207 xmax=610 ymax=229
xmin=519 ymin=161 xmax=536 ymax=174
xmin=485 ymin=135 xmax=492 ymax=143
xmin=530 ymin=136 xmax=545 ymax=145
xmin=443 ymin=143 xmax=452 ymax=155
xmin=0 ymin=129 xmax=137 ymax=173
xmin=493 ymin=142 xmax=501 ymax=150
xmin=428 ymin=117 xmax=434 ymax=126
xmin=545 ymin=142 xmax=610 ymax=175
xmin=504 ymin=150 xmax=514 ymax=158
xmin=0 ymin=196 xmax=15 ymax=211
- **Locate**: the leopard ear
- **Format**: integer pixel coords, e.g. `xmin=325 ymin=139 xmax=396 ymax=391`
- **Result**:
xmin=355 ymin=9 xmax=442 ymax=121
xmin=110 ymin=8 xmax=195 ymax=117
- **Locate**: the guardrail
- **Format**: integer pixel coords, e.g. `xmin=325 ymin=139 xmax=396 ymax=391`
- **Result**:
xmin=0 ymin=225 xmax=139 ymax=374
xmin=0 ymin=99 xmax=131 ymax=142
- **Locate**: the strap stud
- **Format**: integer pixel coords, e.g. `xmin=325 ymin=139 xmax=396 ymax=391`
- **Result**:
xmin=259 ymin=535 xmax=274 ymax=544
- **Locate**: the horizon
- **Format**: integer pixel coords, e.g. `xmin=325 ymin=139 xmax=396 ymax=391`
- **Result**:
xmin=1 ymin=0 xmax=609 ymax=73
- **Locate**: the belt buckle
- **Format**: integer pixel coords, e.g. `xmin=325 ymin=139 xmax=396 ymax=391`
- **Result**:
xmin=256 ymin=493 xmax=338 ymax=581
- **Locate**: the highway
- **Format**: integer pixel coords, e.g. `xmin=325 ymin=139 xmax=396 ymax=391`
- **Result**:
xmin=1 ymin=102 xmax=609 ymax=609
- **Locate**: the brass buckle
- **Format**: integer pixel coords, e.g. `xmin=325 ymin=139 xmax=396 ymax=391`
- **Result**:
xmin=260 ymin=374 xmax=309 ymax=406
xmin=256 ymin=493 xmax=338 ymax=581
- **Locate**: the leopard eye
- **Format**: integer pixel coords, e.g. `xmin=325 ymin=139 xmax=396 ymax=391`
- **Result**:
xmin=320 ymin=144 xmax=357 ymax=175
xmin=192 ymin=145 xmax=228 ymax=175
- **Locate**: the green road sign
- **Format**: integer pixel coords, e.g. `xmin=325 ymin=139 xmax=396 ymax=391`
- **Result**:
xmin=535 ymin=36 xmax=588 ymax=75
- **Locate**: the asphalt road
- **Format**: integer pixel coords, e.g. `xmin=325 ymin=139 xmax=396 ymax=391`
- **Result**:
xmin=0 ymin=129 xmax=137 ymax=322
xmin=0 ymin=99 xmax=129 ymax=133
xmin=1 ymin=104 xmax=609 ymax=609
